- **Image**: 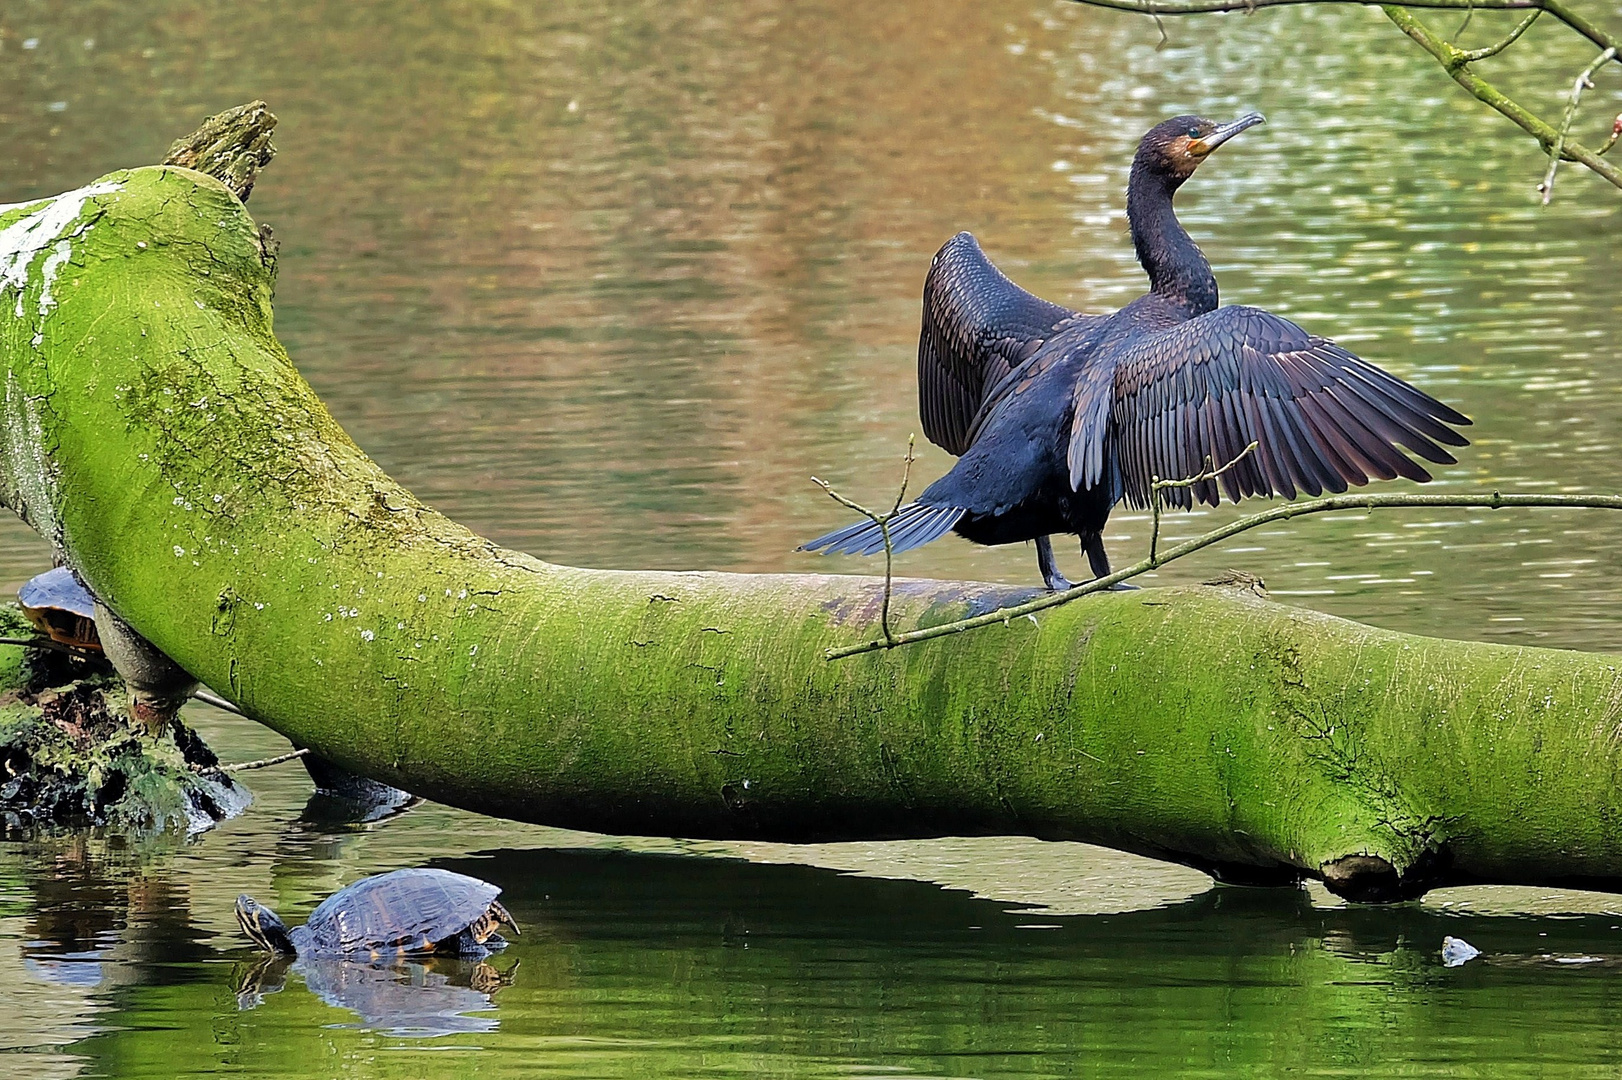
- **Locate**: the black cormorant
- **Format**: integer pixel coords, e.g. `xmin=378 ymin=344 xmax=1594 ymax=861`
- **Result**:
xmin=802 ymin=113 xmax=1471 ymax=590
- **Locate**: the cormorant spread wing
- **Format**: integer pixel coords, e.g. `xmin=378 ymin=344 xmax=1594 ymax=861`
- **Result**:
xmin=1070 ymin=305 xmax=1471 ymax=510
xmin=806 ymin=115 xmax=1474 ymax=594
xmin=918 ymin=232 xmax=1080 ymax=456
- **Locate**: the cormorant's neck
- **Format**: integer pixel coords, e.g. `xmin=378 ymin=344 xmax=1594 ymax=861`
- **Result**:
xmin=1126 ymin=164 xmax=1218 ymax=316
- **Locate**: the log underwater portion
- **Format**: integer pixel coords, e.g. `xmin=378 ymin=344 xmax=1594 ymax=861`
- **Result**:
xmin=0 ymin=605 xmax=245 ymax=830
xmin=4 ymin=163 xmax=1622 ymax=901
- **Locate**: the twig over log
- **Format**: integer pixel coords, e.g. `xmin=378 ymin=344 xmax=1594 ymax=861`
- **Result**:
xmin=1149 ymin=441 xmax=1258 ymax=562
xmin=826 ymin=490 xmax=1622 ymax=658
xmin=192 ymin=687 xmax=246 ymax=716
xmin=812 ymin=437 xmax=917 ymax=646
xmin=162 ymin=101 xmax=278 ymax=202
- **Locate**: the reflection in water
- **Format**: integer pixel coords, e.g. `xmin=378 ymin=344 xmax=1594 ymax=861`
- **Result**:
xmin=296 ymin=787 xmax=419 ymax=828
xmin=12 ymin=825 xmax=1622 ymax=1075
xmin=24 ymin=952 xmax=107 ymax=988
xmin=237 ymin=954 xmax=510 ymax=1037
xmin=18 ymin=835 xmax=214 ymax=975
xmin=295 ymin=752 xmax=421 ymax=827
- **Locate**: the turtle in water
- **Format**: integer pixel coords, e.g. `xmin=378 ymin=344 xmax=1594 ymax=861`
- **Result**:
xmin=17 ymin=567 xmax=101 ymax=651
xmin=236 ymin=868 xmax=519 ymax=959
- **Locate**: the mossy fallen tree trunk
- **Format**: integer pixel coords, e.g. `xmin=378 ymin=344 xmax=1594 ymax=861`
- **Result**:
xmin=6 ymin=163 xmax=1622 ymax=901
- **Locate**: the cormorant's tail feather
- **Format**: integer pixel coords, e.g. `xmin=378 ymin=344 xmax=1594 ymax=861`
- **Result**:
xmin=799 ymin=504 xmax=965 ymax=557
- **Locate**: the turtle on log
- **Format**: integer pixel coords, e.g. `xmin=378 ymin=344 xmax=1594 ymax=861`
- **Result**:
xmin=14 ymin=567 xmax=417 ymax=819
xmin=17 ymin=567 xmax=101 ymax=651
xmin=16 ymin=565 xmax=196 ymax=730
xmin=236 ymin=868 xmax=519 ymax=959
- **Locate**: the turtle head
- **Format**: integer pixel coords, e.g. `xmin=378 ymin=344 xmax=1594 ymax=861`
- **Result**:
xmin=235 ymin=895 xmax=296 ymax=955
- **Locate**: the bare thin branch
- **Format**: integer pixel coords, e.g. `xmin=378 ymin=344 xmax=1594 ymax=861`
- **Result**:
xmin=1063 ymin=0 xmax=1622 ymax=195
xmin=812 ymin=436 xmax=918 ymax=647
xmin=1149 ymin=441 xmax=1258 ymax=562
xmin=1457 ymin=8 xmax=1539 ymax=60
xmin=1600 ymin=113 xmax=1622 ymax=155
xmin=1541 ymin=46 xmax=1618 ymax=203
xmin=890 ymin=434 xmax=917 ymax=515
xmin=1382 ymin=7 xmax=1622 ymax=193
xmin=192 ymin=687 xmax=246 ymax=716
xmin=0 ymin=635 xmax=81 ymax=655
xmin=194 ymin=747 xmax=309 ymax=776
xmin=876 ymin=437 xmax=917 ymax=642
xmin=0 ymin=639 xmax=254 ymax=721
xmin=1063 ymin=0 xmax=1620 ymax=56
xmin=1149 ymin=1 xmax=1172 ymax=47
xmin=825 ymin=490 xmax=1622 ymax=660
xmin=1455 ymin=0 xmax=1475 ymax=38
xmin=810 ymin=480 xmax=875 ymax=520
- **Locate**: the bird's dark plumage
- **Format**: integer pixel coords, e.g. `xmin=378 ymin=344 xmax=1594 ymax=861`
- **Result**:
xmin=803 ymin=114 xmax=1472 ymax=590
xmin=1077 ymin=304 xmax=1470 ymax=511
xmin=917 ymin=233 xmax=1090 ymax=456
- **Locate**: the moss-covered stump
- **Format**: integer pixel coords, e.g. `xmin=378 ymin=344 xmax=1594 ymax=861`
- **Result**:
xmin=0 ymin=604 xmax=246 ymax=832
xmin=12 ymin=133 xmax=1622 ymax=898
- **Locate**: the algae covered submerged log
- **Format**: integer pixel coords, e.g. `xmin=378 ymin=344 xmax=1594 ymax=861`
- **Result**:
xmin=0 ymin=604 xmax=245 ymax=831
xmin=5 ymin=158 xmax=1622 ymax=900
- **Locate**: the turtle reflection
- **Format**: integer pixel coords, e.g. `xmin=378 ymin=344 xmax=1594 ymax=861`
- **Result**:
xmin=236 ymin=953 xmax=515 ymax=1037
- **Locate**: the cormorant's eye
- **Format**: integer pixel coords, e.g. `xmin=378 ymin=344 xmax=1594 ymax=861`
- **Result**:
xmin=1186 ymin=126 xmax=1200 ymax=137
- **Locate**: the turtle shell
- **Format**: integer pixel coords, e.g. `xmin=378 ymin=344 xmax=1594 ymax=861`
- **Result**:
xmin=17 ymin=567 xmax=101 ymax=650
xmin=294 ymin=868 xmax=502 ymax=956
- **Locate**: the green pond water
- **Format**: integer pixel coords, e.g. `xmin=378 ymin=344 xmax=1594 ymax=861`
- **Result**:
xmin=2 ymin=0 xmax=1622 ymax=1075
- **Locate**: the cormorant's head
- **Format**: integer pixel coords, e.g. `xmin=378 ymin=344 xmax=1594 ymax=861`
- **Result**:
xmin=1133 ymin=113 xmax=1265 ymax=186
xmin=235 ymin=895 xmax=296 ymax=954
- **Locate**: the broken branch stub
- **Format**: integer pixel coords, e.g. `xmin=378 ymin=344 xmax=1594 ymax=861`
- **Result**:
xmin=162 ymin=101 xmax=278 ymax=203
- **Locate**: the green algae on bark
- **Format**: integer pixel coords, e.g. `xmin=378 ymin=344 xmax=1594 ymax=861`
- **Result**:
xmin=6 ymin=163 xmax=1622 ymax=898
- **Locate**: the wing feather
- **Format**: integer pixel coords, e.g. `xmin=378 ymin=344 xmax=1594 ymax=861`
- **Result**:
xmin=1311 ymin=389 xmax=1403 ymax=481
xmin=1091 ymin=305 xmax=1469 ymax=510
xmin=1291 ymin=398 xmax=1356 ymax=493
xmin=1319 ymin=384 xmax=1428 ymax=481
xmin=918 ymin=232 xmax=1081 ymax=456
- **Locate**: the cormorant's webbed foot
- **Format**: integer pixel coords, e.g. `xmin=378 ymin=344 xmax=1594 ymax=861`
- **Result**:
xmin=1084 ymin=534 xmax=1140 ymax=591
xmin=1035 ymin=536 xmax=1073 ymax=592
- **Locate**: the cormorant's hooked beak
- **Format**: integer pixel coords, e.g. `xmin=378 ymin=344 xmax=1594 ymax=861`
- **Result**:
xmin=1192 ymin=113 xmax=1265 ymax=157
